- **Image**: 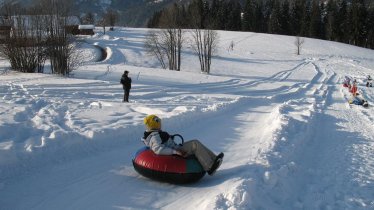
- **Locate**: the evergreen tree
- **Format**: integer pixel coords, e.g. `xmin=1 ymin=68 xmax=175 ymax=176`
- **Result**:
xmin=348 ymin=0 xmax=367 ymax=46
xmin=218 ymin=0 xmax=228 ymax=30
xmin=319 ymin=1 xmax=326 ymax=40
xmin=178 ymin=5 xmax=189 ymax=29
xmin=202 ymin=0 xmax=210 ymax=28
xmin=242 ymin=0 xmax=255 ymax=31
xmin=280 ymin=0 xmax=291 ymax=35
xmin=290 ymin=0 xmax=306 ymax=35
xmin=262 ymin=0 xmax=273 ymax=34
xmin=325 ymin=0 xmax=338 ymax=41
xmin=254 ymin=1 xmax=265 ymax=33
xmin=209 ymin=0 xmax=221 ymax=29
xmin=336 ymin=0 xmax=349 ymax=43
xmin=300 ymin=0 xmax=311 ymax=37
xmin=147 ymin=10 xmax=162 ymax=28
xmin=187 ymin=0 xmax=205 ymax=28
xmin=366 ymin=7 xmax=374 ymax=48
xmin=145 ymin=0 xmax=372 ymax=50
xmin=309 ymin=0 xmax=323 ymax=38
xmin=268 ymin=0 xmax=282 ymax=34
xmin=226 ymin=0 xmax=242 ymax=31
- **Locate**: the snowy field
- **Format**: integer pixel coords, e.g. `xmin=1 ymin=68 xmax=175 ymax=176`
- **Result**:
xmin=1 ymin=27 xmax=374 ymax=210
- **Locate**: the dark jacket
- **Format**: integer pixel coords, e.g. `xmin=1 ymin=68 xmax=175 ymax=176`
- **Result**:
xmin=120 ymin=74 xmax=132 ymax=89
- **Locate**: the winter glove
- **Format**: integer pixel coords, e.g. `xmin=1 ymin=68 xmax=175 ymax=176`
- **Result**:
xmin=173 ymin=149 xmax=188 ymax=157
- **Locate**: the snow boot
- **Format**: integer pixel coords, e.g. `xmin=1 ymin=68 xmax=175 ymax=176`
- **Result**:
xmin=208 ymin=153 xmax=224 ymax=175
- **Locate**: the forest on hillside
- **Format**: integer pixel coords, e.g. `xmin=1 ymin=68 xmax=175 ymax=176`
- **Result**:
xmin=148 ymin=0 xmax=374 ymax=50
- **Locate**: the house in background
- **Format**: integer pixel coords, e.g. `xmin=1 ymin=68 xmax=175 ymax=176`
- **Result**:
xmin=65 ymin=16 xmax=81 ymax=35
xmin=78 ymin=25 xmax=95 ymax=35
xmin=0 ymin=15 xmax=81 ymax=38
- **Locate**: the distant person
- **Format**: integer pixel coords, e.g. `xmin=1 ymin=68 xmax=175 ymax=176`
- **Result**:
xmin=349 ymin=96 xmax=369 ymax=107
xmin=120 ymin=70 xmax=132 ymax=102
xmin=229 ymin=41 xmax=234 ymax=51
xmin=350 ymin=79 xmax=358 ymax=96
xmin=343 ymin=76 xmax=351 ymax=88
xmin=142 ymin=114 xmax=224 ymax=175
xmin=366 ymin=75 xmax=372 ymax=87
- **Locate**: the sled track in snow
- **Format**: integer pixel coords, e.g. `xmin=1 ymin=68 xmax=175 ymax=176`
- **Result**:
xmin=248 ymin=58 xmax=374 ymax=209
xmin=170 ymin=59 xmax=313 ymax=96
xmin=201 ymin=59 xmax=336 ymax=209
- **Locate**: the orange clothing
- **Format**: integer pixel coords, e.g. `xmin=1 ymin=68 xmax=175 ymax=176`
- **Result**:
xmin=350 ymin=84 xmax=358 ymax=96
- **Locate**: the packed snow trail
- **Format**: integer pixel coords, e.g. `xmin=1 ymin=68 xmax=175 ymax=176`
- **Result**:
xmin=2 ymin=58 xmax=372 ymax=210
xmin=247 ymin=58 xmax=374 ymax=209
xmin=1 ymin=28 xmax=374 ymax=210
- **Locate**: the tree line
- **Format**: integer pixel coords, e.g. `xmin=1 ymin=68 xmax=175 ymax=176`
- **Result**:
xmin=0 ymin=0 xmax=81 ymax=75
xmin=147 ymin=0 xmax=374 ymax=50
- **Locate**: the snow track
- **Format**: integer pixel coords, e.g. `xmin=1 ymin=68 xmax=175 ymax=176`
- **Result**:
xmin=1 ymin=29 xmax=374 ymax=210
xmin=244 ymin=59 xmax=374 ymax=209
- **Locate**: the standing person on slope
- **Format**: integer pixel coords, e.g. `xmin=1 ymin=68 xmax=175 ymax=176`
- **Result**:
xmin=120 ymin=70 xmax=132 ymax=102
xmin=367 ymin=75 xmax=373 ymax=87
xmin=142 ymin=114 xmax=224 ymax=175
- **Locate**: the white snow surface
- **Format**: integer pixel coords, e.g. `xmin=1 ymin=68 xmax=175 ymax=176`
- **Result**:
xmin=1 ymin=27 xmax=374 ymax=210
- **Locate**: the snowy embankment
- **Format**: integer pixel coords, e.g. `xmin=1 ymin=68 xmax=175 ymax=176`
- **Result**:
xmin=1 ymin=28 xmax=374 ymax=210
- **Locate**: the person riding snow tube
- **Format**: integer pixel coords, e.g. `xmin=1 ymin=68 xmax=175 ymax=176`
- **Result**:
xmin=349 ymin=96 xmax=369 ymax=107
xmin=132 ymin=115 xmax=224 ymax=184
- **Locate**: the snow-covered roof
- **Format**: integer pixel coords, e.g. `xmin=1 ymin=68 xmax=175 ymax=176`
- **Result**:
xmin=78 ymin=25 xmax=95 ymax=30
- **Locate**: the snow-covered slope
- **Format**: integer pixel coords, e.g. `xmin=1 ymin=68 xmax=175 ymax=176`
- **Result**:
xmin=0 ymin=27 xmax=373 ymax=210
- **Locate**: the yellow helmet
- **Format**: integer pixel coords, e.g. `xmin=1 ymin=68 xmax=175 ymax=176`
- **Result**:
xmin=144 ymin=114 xmax=161 ymax=130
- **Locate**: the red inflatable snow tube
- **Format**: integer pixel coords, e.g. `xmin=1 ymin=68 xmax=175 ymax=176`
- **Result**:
xmin=132 ymin=147 xmax=206 ymax=184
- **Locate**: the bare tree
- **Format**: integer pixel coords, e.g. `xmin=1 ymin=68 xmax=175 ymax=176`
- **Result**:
xmin=188 ymin=1 xmax=219 ymax=74
xmin=144 ymin=28 xmax=183 ymax=70
xmin=37 ymin=0 xmax=78 ymax=75
xmin=191 ymin=29 xmax=218 ymax=74
xmin=30 ymin=14 xmax=48 ymax=73
xmin=97 ymin=17 xmax=107 ymax=35
xmin=0 ymin=9 xmax=47 ymax=73
xmin=144 ymin=30 xmax=167 ymax=69
xmin=105 ymin=9 xmax=118 ymax=31
xmin=81 ymin=12 xmax=95 ymax=25
xmin=295 ymin=36 xmax=305 ymax=55
xmin=0 ymin=0 xmax=79 ymax=75
xmin=159 ymin=28 xmax=183 ymax=70
xmin=144 ymin=5 xmax=184 ymax=71
xmin=97 ymin=9 xmax=118 ymax=33
xmin=158 ymin=5 xmax=184 ymax=71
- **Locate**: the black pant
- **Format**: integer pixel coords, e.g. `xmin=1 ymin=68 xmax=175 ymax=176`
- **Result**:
xmin=124 ymin=88 xmax=130 ymax=102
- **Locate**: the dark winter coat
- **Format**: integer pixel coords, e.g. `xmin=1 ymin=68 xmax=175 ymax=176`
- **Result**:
xmin=120 ymin=74 xmax=132 ymax=90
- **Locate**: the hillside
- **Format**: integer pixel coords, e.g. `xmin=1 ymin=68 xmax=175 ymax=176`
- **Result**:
xmin=0 ymin=28 xmax=374 ymax=209
xmin=0 ymin=0 xmax=187 ymax=26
